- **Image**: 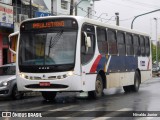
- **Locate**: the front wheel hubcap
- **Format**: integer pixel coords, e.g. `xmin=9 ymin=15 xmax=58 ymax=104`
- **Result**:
xmin=96 ymin=79 xmax=102 ymax=97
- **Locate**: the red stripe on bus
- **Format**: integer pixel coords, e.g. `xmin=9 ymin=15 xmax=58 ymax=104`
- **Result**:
xmin=90 ymin=55 xmax=102 ymax=73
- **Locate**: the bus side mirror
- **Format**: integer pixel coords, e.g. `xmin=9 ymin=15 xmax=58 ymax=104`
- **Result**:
xmin=83 ymin=32 xmax=91 ymax=53
xmin=8 ymin=31 xmax=19 ymax=55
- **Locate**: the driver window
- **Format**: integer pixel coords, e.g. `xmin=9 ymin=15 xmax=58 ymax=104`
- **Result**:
xmin=81 ymin=24 xmax=95 ymax=65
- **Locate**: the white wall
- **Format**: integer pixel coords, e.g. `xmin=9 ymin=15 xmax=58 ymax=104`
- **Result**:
xmin=44 ymin=0 xmax=95 ymax=18
xmin=44 ymin=0 xmax=71 ymax=15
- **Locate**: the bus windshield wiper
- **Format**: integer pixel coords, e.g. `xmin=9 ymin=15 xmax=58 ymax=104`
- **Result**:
xmin=48 ymin=30 xmax=63 ymax=56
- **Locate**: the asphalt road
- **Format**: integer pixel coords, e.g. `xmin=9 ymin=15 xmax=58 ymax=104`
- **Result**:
xmin=0 ymin=78 xmax=160 ymax=120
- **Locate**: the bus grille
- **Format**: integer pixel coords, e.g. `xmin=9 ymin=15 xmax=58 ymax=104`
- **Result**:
xmin=25 ymin=84 xmax=68 ymax=89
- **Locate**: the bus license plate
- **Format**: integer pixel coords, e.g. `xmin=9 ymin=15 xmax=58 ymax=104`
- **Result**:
xmin=39 ymin=82 xmax=50 ymax=86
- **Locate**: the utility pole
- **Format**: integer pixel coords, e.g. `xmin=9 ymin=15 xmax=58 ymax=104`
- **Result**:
xmin=73 ymin=0 xmax=95 ymax=16
xmin=75 ymin=0 xmax=85 ymax=16
xmin=70 ymin=0 xmax=74 ymax=15
xmin=115 ymin=12 xmax=119 ymax=26
xmin=131 ymin=9 xmax=160 ymax=29
xmin=87 ymin=7 xmax=91 ymax=18
xmin=15 ymin=0 xmax=17 ymax=22
xmin=154 ymin=18 xmax=158 ymax=68
xmin=29 ymin=0 xmax=32 ymax=18
xmin=51 ymin=0 xmax=53 ymax=15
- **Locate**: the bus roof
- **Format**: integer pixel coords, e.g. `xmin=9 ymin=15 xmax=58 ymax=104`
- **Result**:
xmin=21 ymin=16 xmax=149 ymax=37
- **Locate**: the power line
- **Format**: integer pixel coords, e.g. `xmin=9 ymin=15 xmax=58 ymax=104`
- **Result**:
xmin=122 ymin=0 xmax=160 ymax=9
xmin=100 ymin=0 xmax=155 ymax=11
xmin=105 ymin=16 xmax=116 ymax=23
xmin=78 ymin=6 xmax=134 ymax=23
xmin=78 ymin=7 xmax=97 ymax=18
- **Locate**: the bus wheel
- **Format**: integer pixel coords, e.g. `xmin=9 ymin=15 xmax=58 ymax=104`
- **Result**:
xmin=11 ymin=85 xmax=24 ymax=100
xmin=41 ymin=91 xmax=57 ymax=101
xmin=88 ymin=75 xmax=103 ymax=99
xmin=131 ymin=71 xmax=140 ymax=92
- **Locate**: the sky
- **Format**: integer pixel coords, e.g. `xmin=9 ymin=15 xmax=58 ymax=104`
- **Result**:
xmin=44 ymin=0 xmax=160 ymax=40
xmin=94 ymin=0 xmax=160 ymax=40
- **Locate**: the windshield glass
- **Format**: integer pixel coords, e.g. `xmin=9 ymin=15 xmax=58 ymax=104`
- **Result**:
xmin=0 ymin=66 xmax=15 ymax=75
xmin=19 ymin=30 xmax=77 ymax=73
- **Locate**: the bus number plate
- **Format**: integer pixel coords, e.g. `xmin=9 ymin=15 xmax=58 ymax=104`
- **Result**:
xmin=39 ymin=82 xmax=50 ymax=86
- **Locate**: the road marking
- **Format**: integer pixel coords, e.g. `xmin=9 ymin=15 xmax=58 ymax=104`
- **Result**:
xmin=42 ymin=105 xmax=78 ymax=116
xmin=22 ymin=105 xmax=53 ymax=111
xmin=49 ymin=105 xmax=78 ymax=111
xmin=56 ymin=106 xmax=104 ymax=119
xmin=92 ymin=108 xmax=132 ymax=120
xmin=137 ymin=117 xmax=154 ymax=120
xmin=83 ymin=107 xmax=104 ymax=111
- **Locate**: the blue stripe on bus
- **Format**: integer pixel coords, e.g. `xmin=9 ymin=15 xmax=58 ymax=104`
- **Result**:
xmin=108 ymin=56 xmax=138 ymax=72
xmin=97 ymin=55 xmax=106 ymax=72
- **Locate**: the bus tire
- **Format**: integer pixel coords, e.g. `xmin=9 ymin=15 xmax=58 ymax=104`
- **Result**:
xmin=131 ymin=71 xmax=140 ymax=92
xmin=41 ymin=91 xmax=57 ymax=101
xmin=11 ymin=85 xmax=24 ymax=100
xmin=88 ymin=75 xmax=103 ymax=99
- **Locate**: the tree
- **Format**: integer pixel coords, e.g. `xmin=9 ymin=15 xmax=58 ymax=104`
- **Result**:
xmin=151 ymin=42 xmax=160 ymax=63
xmin=152 ymin=43 xmax=156 ymax=62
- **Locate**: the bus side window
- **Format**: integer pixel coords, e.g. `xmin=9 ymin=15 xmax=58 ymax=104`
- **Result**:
xmin=117 ymin=31 xmax=125 ymax=55
xmin=81 ymin=32 xmax=86 ymax=54
xmin=140 ymin=36 xmax=145 ymax=56
xmin=81 ymin=24 xmax=95 ymax=64
xmin=97 ymin=27 xmax=108 ymax=55
xmin=108 ymin=29 xmax=117 ymax=55
xmin=133 ymin=35 xmax=140 ymax=56
xmin=126 ymin=33 xmax=134 ymax=56
xmin=145 ymin=36 xmax=150 ymax=56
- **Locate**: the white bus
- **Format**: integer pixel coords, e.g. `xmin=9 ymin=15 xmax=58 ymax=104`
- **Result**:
xmin=9 ymin=16 xmax=152 ymax=101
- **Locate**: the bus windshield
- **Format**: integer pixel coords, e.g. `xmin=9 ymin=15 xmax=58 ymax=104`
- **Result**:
xmin=19 ymin=29 xmax=77 ymax=73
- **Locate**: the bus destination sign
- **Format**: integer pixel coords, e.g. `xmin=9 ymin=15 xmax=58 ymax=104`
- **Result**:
xmin=32 ymin=21 xmax=65 ymax=29
xmin=20 ymin=19 xmax=78 ymax=31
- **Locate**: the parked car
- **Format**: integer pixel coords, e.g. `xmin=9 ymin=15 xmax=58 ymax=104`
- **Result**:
xmin=0 ymin=63 xmax=24 ymax=99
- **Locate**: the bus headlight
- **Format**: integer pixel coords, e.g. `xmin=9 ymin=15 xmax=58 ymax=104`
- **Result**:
xmin=19 ymin=73 xmax=29 ymax=79
xmin=67 ymin=71 xmax=74 ymax=76
xmin=57 ymin=72 xmax=73 ymax=79
xmin=19 ymin=73 xmax=26 ymax=79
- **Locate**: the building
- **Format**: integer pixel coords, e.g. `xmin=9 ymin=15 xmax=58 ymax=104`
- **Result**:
xmin=0 ymin=2 xmax=14 ymax=65
xmin=0 ymin=0 xmax=49 ymax=64
xmin=13 ymin=0 xmax=49 ymax=31
xmin=44 ymin=0 xmax=97 ymax=18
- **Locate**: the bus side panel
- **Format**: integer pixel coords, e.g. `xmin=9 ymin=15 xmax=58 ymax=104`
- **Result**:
xmin=81 ymin=52 xmax=99 ymax=91
xmin=138 ymin=56 xmax=152 ymax=82
xmin=141 ymin=71 xmax=152 ymax=82
xmin=138 ymin=57 xmax=151 ymax=70
xmin=107 ymin=73 xmax=120 ymax=88
xmin=82 ymin=74 xmax=97 ymax=91
xmin=107 ymin=72 xmax=134 ymax=88
xmin=123 ymin=72 xmax=134 ymax=86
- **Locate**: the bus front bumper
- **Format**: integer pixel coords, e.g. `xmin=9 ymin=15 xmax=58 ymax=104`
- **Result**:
xmin=17 ymin=73 xmax=82 ymax=92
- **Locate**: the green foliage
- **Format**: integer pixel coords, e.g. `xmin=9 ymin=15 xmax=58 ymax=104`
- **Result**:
xmin=151 ymin=43 xmax=160 ymax=63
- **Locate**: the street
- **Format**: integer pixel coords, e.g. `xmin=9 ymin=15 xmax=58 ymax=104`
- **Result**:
xmin=0 ymin=78 xmax=160 ymax=120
